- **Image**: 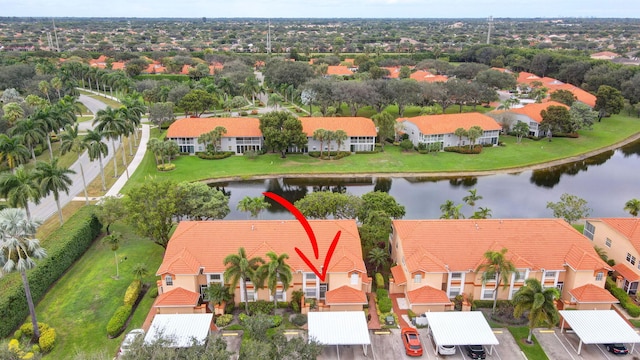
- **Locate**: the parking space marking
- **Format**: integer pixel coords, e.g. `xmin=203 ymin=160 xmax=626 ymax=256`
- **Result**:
xmin=553 ymin=332 xmax=577 ymax=360
xmin=492 ymin=346 xmax=502 ymax=360
xmin=595 ymin=344 xmax=612 ymax=360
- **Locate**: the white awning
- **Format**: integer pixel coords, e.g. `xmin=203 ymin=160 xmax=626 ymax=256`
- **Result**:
xmin=559 ymin=310 xmax=640 ymax=344
xmin=308 ymin=311 xmax=371 ymax=346
xmin=144 ymin=313 xmax=213 ymax=348
xmin=426 ymin=311 xmax=499 ymax=346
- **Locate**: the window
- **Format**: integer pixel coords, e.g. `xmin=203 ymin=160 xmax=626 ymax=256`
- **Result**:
xmin=246 ymin=289 xmax=256 ymax=302
xmin=165 ymin=275 xmax=173 ymax=286
xmin=350 ymin=273 xmax=359 ymax=285
xmin=482 ymin=288 xmax=493 ymax=300
xmin=627 ymin=253 xmax=637 ymax=266
xmin=450 ymin=272 xmax=462 ymax=280
xmin=200 ymin=285 xmax=209 ymax=300
xmin=584 ymin=222 xmax=595 ymax=240
xmin=556 ymin=282 xmax=564 ymax=292
xmin=605 ymin=238 xmax=612 ymax=248
xmin=515 ymin=270 xmax=527 ymax=282
xmin=414 ymin=273 xmax=422 ymax=283
xmin=596 ymin=272 xmax=604 ymax=281
xmin=510 ymin=287 xmax=520 ymax=299
xmin=208 ymin=274 xmax=223 ymax=284
xmin=305 ymin=273 xmax=317 ymax=280
xmin=305 ymin=288 xmax=317 ymax=298
xmin=544 ymin=271 xmax=557 ymax=279
xmin=484 ymin=272 xmax=497 ymax=282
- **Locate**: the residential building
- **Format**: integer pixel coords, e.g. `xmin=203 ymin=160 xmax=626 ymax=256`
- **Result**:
xmin=326 ymin=65 xmax=354 ymax=76
xmin=410 ymin=70 xmax=448 ymax=83
xmin=583 ymin=218 xmax=640 ymax=295
xmin=508 ymin=101 xmax=569 ymax=137
xmin=590 ymin=51 xmax=619 ymax=60
xmin=390 ymin=219 xmax=615 ymax=314
xmin=166 ymin=117 xmax=263 ymax=155
xmin=300 ymin=117 xmax=377 ymax=152
xmin=516 ymin=71 xmax=596 ymax=107
xmin=399 ymin=113 xmax=501 ymax=149
xmin=155 ymin=220 xmax=369 ymax=314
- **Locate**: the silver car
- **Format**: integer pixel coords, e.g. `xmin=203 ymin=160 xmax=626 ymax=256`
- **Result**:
xmin=117 ymin=329 xmax=145 ymax=358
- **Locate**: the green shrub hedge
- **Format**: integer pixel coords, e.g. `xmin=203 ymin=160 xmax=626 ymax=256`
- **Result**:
xmin=606 ymin=278 xmax=640 ymax=317
xmin=443 ymin=145 xmax=483 ymax=154
xmin=271 ymin=315 xmax=283 ymax=327
xmin=196 ymin=151 xmax=234 ymax=160
xmin=0 ymin=207 xmax=102 ymax=338
xmin=375 ymin=273 xmax=385 ymax=289
xmin=38 ymin=327 xmax=56 ymax=352
xmin=106 ymin=305 xmax=133 ymax=338
xmin=472 ymin=299 xmax=511 ymax=309
xmin=248 ymin=300 xmax=274 ymax=315
xmin=215 ymin=314 xmax=233 ymax=327
xmin=291 ymin=314 xmax=307 ymax=326
xmin=307 ymin=151 xmax=351 ymax=160
xmin=148 ymin=287 xmax=158 ymax=298
xmin=123 ymin=280 xmax=142 ymax=306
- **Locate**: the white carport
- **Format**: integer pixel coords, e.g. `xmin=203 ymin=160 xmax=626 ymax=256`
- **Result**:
xmin=144 ymin=313 xmax=213 ymax=348
xmin=559 ymin=310 xmax=640 ymax=355
xmin=425 ymin=311 xmax=499 ymax=355
xmin=308 ymin=311 xmax=371 ymax=359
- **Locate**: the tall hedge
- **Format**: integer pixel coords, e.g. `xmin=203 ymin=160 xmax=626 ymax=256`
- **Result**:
xmin=0 ymin=206 xmax=102 ymax=337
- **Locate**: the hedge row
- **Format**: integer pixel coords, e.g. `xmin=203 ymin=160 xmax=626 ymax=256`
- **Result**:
xmin=472 ymin=299 xmax=512 ymax=310
xmin=196 ymin=151 xmax=235 ymax=160
xmin=124 ymin=280 xmax=142 ymax=306
xmin=106 ymin=305 xmax=133 ymax=338
xmin=443 ymin=145 xmax=483 ymax=154
xmin=376 ymin=289 xmax=392 ymax=313
xmin=308 ymin=151 xmax=351 ymax=160
xmin=606 ymin=277 xmax=640 ymax=317
xmin=0 ymin=206 xmax=102 ymax=338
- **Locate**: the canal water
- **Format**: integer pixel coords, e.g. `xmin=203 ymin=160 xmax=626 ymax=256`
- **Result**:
xmin=210 ymin=139 xmax=640 ymax=220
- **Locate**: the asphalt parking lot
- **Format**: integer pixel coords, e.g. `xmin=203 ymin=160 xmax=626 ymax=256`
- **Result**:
xmin=536 ymin=328 xmax=640 ymax=360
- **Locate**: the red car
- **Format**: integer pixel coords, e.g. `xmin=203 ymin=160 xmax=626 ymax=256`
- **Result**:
xmin=402 ymin=328 xmax=423 ymax=357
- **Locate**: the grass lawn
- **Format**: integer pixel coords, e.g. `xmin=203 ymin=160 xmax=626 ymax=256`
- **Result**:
xmin=124 ymin=114 xmax=640 ymax=191
xmin=630 ymin=319 xmax=640 ymax=328
xmin=35 ymin=222 xmax=164 ymax=359
xmin=508 ymin=326 xmax=549 ymax=360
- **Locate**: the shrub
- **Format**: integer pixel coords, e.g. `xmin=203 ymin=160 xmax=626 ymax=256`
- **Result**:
xmin=443 ymin=145 xmax=483 ymax=154
xmin=156 ymin=163 xmax=176 ymax=171
xmin=38 ymin=328 xmax=56 ymax=353
xmin=31 ymin=344 xmax=40 ymax=354
xmin=375 ymin=273 xmax=385 ymax=289
xmin=407 ymin=309 xmax=417 ymax=320
xmin=271 ymin=315 xmax=283 ymax=327
xmin=148 ymin=287 xmax=158 ymax=298
xmin=251 ymin=110 xmax=259 ymax=115
xmin=291 ymin=314 xmax=307 ymax=327
xmin=106 ymin=305 xmax=133 ymax=337
xmin=196 ymin=151 xmax=234 ymax=160
xmin=225 ymin=301 xmax=235 ymax=314
xmin=0 ymin=207 xmax=101 ymax=338
xmin=307 ymin=151 xmax=351 ymax=160
xmin=290 ymin=301 xmax=300 ymax=313
xmin=8 ymin=339 xmax=20 ymax=353
xmin=239 ymin=111 xmax=248 ymax=116
xmin=627 ymin=303 xmax=640 ymax=317
xmin=472 ymin=300 xmax=511 ymax=310
xmin=248 ymin=300 xmax=274 ymax=315
xmin=355 ymin=150 xmax=379 ymax=154
xmin=13 ymin=330 xmax=22 ymax=340
xmin=123 ymin=280 xmax=142 ymax=306
xmin=399 ymin=139 xmax=413 ymax=152
xmin=19 ymin=323 xmax=49 ymax=339
xmin=215 ymin=314 xmax=233 ymax=327
xmin=238 ymin=313 xmax=249 ymax=323
xmin=376 ymin=288 xmax=388 ymax=299
xmin=377 ymin=297 xmax=392 ymax=313
xmin=244 ymin=150 xmax=259 ymax=159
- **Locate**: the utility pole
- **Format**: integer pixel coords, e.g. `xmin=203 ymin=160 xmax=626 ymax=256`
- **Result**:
xmin=52 ymin=18 xmax=60 ymax=52
xmin=486 ymin=16 xmax=493 ymax=45
xmin=267 ymin=19 xmax=271 ymax=54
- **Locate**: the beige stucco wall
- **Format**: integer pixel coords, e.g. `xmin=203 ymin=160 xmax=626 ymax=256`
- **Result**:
xmin=575 ymin=303 xmax=613 ymax=310
xmin=411 ymin=304 xmax=448 ymax=314
xmin=562 ymin=269 xmax=605 ymax=301
xmin=161 ymin=274 xmax=199 ymax=294
xmin=157 ymin=306 xmax=198 ymax=314
xmin=329 ymin=304 xmax=364 ymax=311
xmin=590 ymin=220 xmax=640 ymax=278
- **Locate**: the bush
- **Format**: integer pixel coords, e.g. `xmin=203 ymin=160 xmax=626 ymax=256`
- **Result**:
xmin=271 ymin=315 xmax=283 ymax=327
xmin=399 ymin=139 xmax=413 ymax=152
xmin=377 ymin=297 xmax=392 ymax=313
xmin=19 ymin=323 xmax=49 ymax=339
xmin=31 ymin=344 xmax=40 ymax=354
xmin=251 ymin=110 xmax=259 ymax=115
xmin=196 ymin=151 xmax=234 ymax=160
xmin=375 ymin=273 xmax=385 ymax=289
xmin=238 ymin=313 xmax=249 ymax=323
xmin=13 ymin=330 xmax=22 ymax=340
xmin=225 ymin=301 xmax=235 ymax=314
xmin=376 ymin=288 xmax=388 ymax=299
xmin=290 ymin=301 xmax=300 ymax=313
xmin=38 ymin=328 xmax=56 ymax=353
xmin=291 ymin=314 xmax=307 ymax=327
xmin=244 ymin=150 xmax=259 ymax=159
xmin=239 ymin=111 xmax=248 ymax=116
xmin=106 ymin=305 xmax=133 ymax=338
xmin=607 ymin=281 xmax=640 ymax=317
xmin=148 ymin=287 xmax=158 ymax=298
xmin=443 ymin=145 xmax=483 ymax=154
xmin=156 ymin=163 xmax=176 ymax=171
xmin=123 ymin=280 xmax=142 ymax=306
xmin=307 ymin=151 xmax=351 ymax=160
xmin=355 ymin=150 xmax=379 ymax=154
xmin=215 ymin=314 xmax=233 ymax=327
xmin=0 ymin=207 xmax=101 ymax=338
xmin=627 ymin=303 xmax=640 ymax=317
xmin=407 ymin=309 xmax=417 ymax=320
xmin=248 ymin=300 xmax=275 ymax=315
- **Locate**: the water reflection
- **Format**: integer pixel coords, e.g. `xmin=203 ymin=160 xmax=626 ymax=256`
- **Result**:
xmin=530 ymin=150 xmax=615 ymax=188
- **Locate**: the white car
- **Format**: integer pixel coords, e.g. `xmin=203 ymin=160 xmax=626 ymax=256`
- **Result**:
xmin=117 ymin=329 xmax=145 ymax=358
xmin=438 ymin=344 xmax=456 ymax=355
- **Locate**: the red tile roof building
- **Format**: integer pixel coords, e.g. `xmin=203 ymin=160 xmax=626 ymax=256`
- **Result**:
xmin=399 ymin=113 xmax=501 ymax=149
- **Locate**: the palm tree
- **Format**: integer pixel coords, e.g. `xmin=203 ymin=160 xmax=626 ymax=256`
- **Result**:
xmin=0 ymin=166 xmax=42 ymax=220
xmin=84 ymin=129 xmax=108 ymax=191
xmin=60 ymin=124 xmax=89 ymax=204
xmin=34 ymin=157 xmax=76 ymax=225
xmin=2 ymin=102 xmax=25 ymax=127
xmin=439 ymin=200 xmax=464 ymax=219
xmin=236 ymin=196 xmax=271 ymax=219
xmin=51 ymin=77 xmax=63 ymax=100
xmin=162 ymin=140 xmax=179 ymax=165
xmin=31 ymin=107 xmax=60 ymax=161
xmin=256 ymin=252 xmax=292 ymax=314
xmin=132 ymin=263 xmax=149 ymax=281
xmin=624 ymin=198 xmax=640 ymax=217
xmin=223 ymin=247 xmax=264 ymax=314
xmin=368 ymin=247 xmax=388 ymax=273
xmin=312 ymin=129 xmax=327 ymax=158
xmin=476 ymin=248 xmax=517 ymax=314
xmin=513 ymin=278 xmax=560 ymax=344
xmin=268 ymin=93 xmax=283 ymax=110
xmin=38 ymin=80 xmax=51 ymax=102
xmin=0 ymin=134 xmax=30 ymax=171
xmin=94 ymin=107 xmax=126 ymax=177
xmin=102 ymin=232 xmax=122 ymax=279
xmin=242 ymin=76 xmax=261 ymax=104
xmin=454 ymin=127 xmax=467 ymax=147
xmin=471 ymin=207 xmax=493 ymax=219
xmin=333 ymin=129 xmax=348 ymax=152
xmin=10 ymin=118 xmax=46 ymax=161
xmin=205 ymin=283 xmax=232 ymax=309
xmin=0 ymin=208 xmax=46 ymax=340
xmin=463 ymin=189 xmax=483 ymax=212
xmin=147 ymin=138 xmax=163 ymax=166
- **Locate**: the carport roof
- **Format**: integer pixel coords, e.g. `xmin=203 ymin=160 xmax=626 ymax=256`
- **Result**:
xmin=425 ymin=311 xmax=499 ymax=346
xmin=308 ymin=311 xmax=371 ymax=346
xmin=144 ymin=313 xmax=213 ymax=348
xmin=559 ymin=310 xmax=640 ymax=344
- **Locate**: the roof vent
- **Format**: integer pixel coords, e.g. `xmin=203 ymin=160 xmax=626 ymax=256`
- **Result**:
xmin=251 ymin=225 xmax=255 ymax=231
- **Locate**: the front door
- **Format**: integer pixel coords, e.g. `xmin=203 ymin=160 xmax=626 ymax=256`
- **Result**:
xmin=319 ymin=284 xmax=328 ymax=300
xmin=625 ymin=280 xmax=638 ymax=295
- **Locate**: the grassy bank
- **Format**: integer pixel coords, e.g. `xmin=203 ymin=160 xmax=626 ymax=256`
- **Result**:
xmin=508 ymin=327 xmax=549 ymax=360
xmin=124 ymin=114 xmax=640 ymax=191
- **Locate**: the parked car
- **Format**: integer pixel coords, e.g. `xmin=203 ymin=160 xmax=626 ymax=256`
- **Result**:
xmin=438 ymin=344 xmax=456 ymax=355
xmin=605 ymin=343 xmax=629 ymax=355
xmin=465 ymin=344 xmax=487 ymax=359
xmin=117 ymin=329 xmax=145 ymax=358
xmin=401 ymin=328 xmax=423 ymax=357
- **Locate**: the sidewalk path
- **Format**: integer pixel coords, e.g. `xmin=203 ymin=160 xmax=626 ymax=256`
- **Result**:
xmin=105 ymin=124 xmax=149 ymax=197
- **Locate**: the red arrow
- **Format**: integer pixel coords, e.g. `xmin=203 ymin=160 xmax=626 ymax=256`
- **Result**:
xmin=263 ymin=191 xmax=341 ymax=282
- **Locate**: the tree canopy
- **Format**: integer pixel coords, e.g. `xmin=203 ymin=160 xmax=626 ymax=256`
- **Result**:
xmin=259 ymin=111 xmax=307 ymax=158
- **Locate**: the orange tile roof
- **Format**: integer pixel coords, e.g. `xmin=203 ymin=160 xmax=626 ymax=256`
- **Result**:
xmin=491 ymin=67 xmax=513 ymax=74
xmin=326 ymin=65 xmax=353 ymax=76
xmin=410 ymin=70 xmax=448 ymax=83
xmin=158 ymin=248 xmax=201 ymax=275
xmin=166 ymin=117 xmax=262 ymax=138
xmin=155 ymin=287 xmax=201 ymax=307
xmin=546 ymin=83 xmax=597 ymax=107
xmin=509 ymin=101 xmax=569 ymax=123
xmin=390 ymin=265 xmax=407 ymax=285
xmin=400 ymin=113 xmax=501 ymax=135
xmin=407 ymin=286 xmax=451 ymax=305
xmin=393 ymin=219 xmax=610 ymax=273
xmin=569 ymin=284 xmax=618 ymax=303
xmin=599 ymin=218 xmax=640 ymax=253
xmin=591 ymin=51 xmax=619 ymax=58
xmin=208 ymin=63 xmax=224 ymax=75
xmin=144 ymin=63 xmax=166 ymax=74
xmin=300 ymin=117 xmax=377 ymax=137
xmin=517 ymin=71 xmax=542 ymax=84
xmin=180 ymin=64 xmax=191 ymax=75
xmin=613 ymin=263 xmax=640 ymax=282
xmin=325 ymin=285 xmax=367 ymax=305
xmin=158 ymin=220 xmax=365 ymax=275
xmin=111 ymin=62 xmax=125 ymax=70
xmin=565 ymin=245 xmax=611 ymax=272
xmin=383 ymin=67 xmax=401 ymax=79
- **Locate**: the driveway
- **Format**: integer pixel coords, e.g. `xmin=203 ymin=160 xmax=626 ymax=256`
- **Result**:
xmin=219 ymin=330 xmax=242 ymax=360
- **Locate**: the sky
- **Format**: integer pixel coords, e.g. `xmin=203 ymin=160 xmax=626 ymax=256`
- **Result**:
xmin=2 ymin=0 xmax=639 ymax=18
